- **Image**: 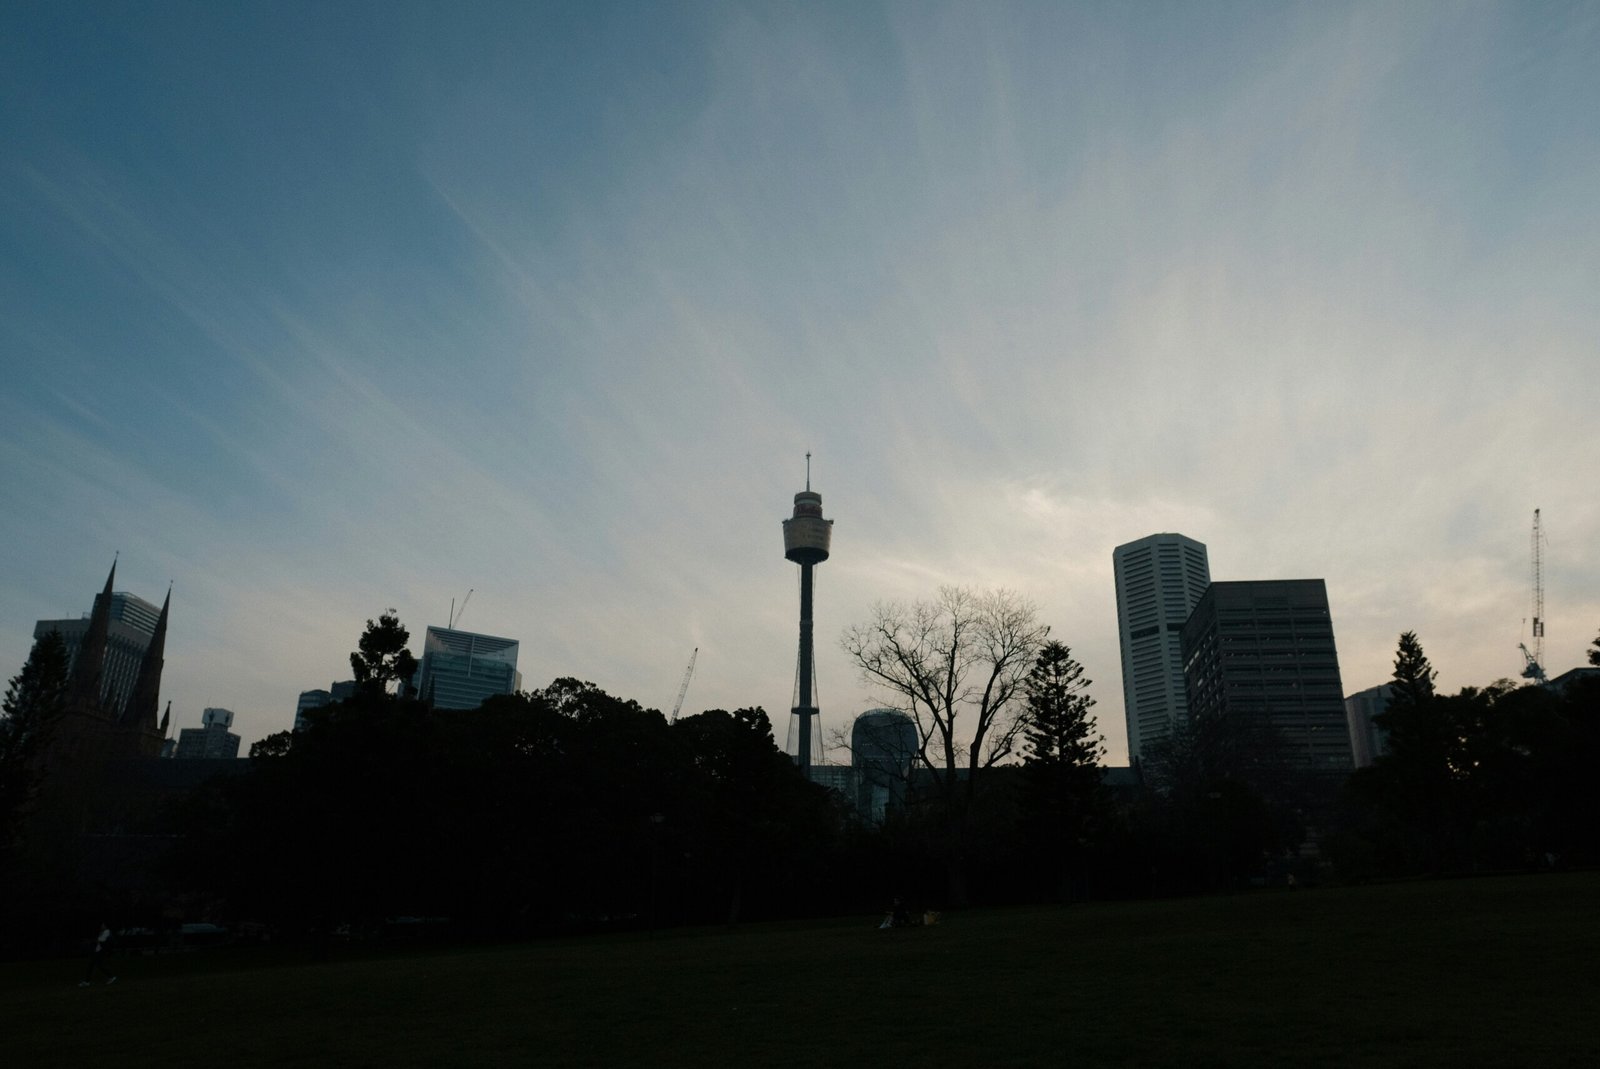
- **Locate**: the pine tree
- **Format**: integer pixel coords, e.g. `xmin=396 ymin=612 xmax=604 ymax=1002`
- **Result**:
xmin=1388 ymin=631 xmax=1437 ymax=708
xmin=1019 ymin=641 xmax=1104 ymax=893
xmin=0 ymin=631 xmax=70 ymax=841
xmin=1589 ymin=628 xmax=1599 ymax=668
xmin=1022 ymin=641 xmax=1103 ymax=769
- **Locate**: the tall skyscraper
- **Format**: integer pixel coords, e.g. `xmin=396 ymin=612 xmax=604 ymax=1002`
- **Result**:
xmin=414 ymin=626 xmax=520 ymax=710
xmin=1112 ymin=533 xmax=1210 ymax=762
xmin=1180 ymin=579 xmax=1354 ymax=770
xmin=782 ymin=456 xmax=833 ymax=775
xmin=36 ymin=589 xmax=163 ymax=722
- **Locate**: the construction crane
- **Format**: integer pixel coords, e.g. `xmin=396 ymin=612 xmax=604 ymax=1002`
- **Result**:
xmin=449 ymin=588 xmax=473 ymax=630
xmin=670 ymin=647 xmax=698 ymax=723
xmin=1518 ymin=643 xmax=1548 ymax=686
xmin=1520 ymin=510 xmax=1547 ymax=685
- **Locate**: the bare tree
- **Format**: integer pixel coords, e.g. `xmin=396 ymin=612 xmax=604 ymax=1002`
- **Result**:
xmin=841 ymin=587 xmax=1049 ymax=806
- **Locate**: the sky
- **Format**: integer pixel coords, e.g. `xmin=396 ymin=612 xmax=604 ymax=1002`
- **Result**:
xmin=2 ymin=1 xmax=1597 ymax=763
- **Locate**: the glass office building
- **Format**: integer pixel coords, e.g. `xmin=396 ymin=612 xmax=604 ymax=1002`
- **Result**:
xmin=414 ymin=626 xmax=521 ymax=710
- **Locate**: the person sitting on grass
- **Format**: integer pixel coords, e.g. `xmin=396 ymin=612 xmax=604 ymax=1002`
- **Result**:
xmin=880 ymin=897 xmax=915 ymax=929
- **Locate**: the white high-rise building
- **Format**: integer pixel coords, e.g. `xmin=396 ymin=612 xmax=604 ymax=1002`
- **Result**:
xmin=1112 ymin=533 xmax=1210 ymax=763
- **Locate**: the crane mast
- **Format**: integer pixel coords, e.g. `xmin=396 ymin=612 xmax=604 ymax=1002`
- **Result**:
xmin=449 ymin=589 xmax=473 ymax=630
xmin=670 ymin=647 xmax=698 ymax=722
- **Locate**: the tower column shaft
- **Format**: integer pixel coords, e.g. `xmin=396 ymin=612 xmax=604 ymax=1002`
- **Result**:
xmin=795 ymin=562 xmax=815 ymax=773
xmin=798 ymin=563 xmax=814 ymax=708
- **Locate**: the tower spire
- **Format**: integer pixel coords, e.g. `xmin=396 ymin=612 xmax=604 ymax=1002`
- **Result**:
xmin=67 ymin=559 xmax=117 ymax=714
xmin=123 ymin=585 xmax=170 ymax=740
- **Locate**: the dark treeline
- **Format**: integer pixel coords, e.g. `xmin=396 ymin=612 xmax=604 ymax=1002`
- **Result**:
xmin=1329 ymin=636 xmax=1600 ymax=878
xmin=4 ymin=623 xmax=1600 ymax=954
xmin=177 ymin=680 xmax=843 ymax=936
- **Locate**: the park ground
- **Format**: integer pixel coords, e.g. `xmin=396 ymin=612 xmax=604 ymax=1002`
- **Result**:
xmin=3 ymin=872 xmax=1597 ymax=1067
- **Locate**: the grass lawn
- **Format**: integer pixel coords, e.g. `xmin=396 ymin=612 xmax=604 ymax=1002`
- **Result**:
xmin=4 ymin=872 xmax=1597 ymax=1067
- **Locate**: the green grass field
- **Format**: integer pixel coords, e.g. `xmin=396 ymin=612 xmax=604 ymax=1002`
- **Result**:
xmin=5 ymin=873 xmax=1597 ymax=1067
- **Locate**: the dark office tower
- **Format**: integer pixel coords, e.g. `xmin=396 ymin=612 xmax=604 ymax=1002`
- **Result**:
xmin=1112 ymin=533 xmax=1210 ymax=762
xmin=782 ymin=457 xmax=833 ymax=774
xmin=294 ymin=690 xmax=331 ymax=732
xmin=1179 ymin=579 xmax=1354 ymax=771
xmin=851 ymin=708 xmax=918 ymax=824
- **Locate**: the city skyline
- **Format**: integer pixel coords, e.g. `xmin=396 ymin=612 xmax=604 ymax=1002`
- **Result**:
xmin=3 ymin=4 xmax=1598 ymax=760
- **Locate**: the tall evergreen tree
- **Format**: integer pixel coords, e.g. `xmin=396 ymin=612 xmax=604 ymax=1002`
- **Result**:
xmin=1021 ymin=641 xmax=1103 ymax=771
xmin=1019 ymin=642 xmax=1104 ymax=894
xmin=0 ymin=631 xmax=70 ymax=842
xmin=1388 ymin=631 xmax=1438 ymax=708
xmin=1589 ymin=627 xmax=1599 ymax=668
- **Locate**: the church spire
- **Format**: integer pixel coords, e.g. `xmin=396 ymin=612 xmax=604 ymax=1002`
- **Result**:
xmin=68 ymin=558 xmax=117 ymax=715
xmin=123 ymin=584 xmax=169 ymax=733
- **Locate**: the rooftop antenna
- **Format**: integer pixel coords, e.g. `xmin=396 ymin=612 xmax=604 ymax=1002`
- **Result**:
xmin=806 ymin=451 xmax=811 ymax=491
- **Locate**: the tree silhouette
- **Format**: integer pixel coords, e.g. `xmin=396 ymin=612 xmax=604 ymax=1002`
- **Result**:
xmin=351 ymin=610 xmax=419 ymax=697
xmin=841 ymin=586 xmax=1048 ymax=903
xmin=0 ymin=631 xmax=69 ymax=844
xmin=1589 ymin=628 xmax=1599 ymax=668
xmin=1388 ymin=631 xmax=1437 ymax=709
xmin=842 ymin=587 xmax=1048 ymax=792
xmin=249 ymin=730 xmax=294 ymax=759
xmin=1018 ymin=642 xmax=1104 ymax=897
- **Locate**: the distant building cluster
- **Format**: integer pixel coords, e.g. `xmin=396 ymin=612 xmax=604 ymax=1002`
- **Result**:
xmin=1114 ymin=533 xmax=1354 ymax=773
xmin=290 ymin=625 xmax=523 ymax=729
xmin=17 ymin=495 xmax=1593 ymax=835
xmin=294 ymin=680 xmax=358 ymax=732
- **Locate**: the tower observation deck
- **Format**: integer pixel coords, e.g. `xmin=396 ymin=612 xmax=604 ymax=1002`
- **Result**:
xmin=783 ymin=455 xmax=833 ymax=773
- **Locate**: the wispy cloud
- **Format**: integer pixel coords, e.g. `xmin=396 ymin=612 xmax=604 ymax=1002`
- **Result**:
xmin=2 ymin=3 xmax=1596 ymax=761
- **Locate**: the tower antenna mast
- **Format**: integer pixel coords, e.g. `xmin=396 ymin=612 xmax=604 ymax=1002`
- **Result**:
xmin=1520 ymin=509 xmax=1547 ymax=685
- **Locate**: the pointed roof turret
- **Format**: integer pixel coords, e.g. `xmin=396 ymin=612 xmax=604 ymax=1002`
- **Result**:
xmin=122 ymin=585 xmax=170 ymax=732
xmin=159 ymin=700 xmax=171 ymax=736
xmin=67 ymin=558 xmax=117 ymax=714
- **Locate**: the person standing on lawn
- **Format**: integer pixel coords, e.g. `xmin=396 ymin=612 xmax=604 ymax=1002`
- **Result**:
xmin=79 ymin=922 xmax=117 ymax=986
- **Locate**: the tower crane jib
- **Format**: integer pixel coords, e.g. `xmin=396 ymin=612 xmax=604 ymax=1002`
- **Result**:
xmin=670 ymin=647 xmax=699 ymax=723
